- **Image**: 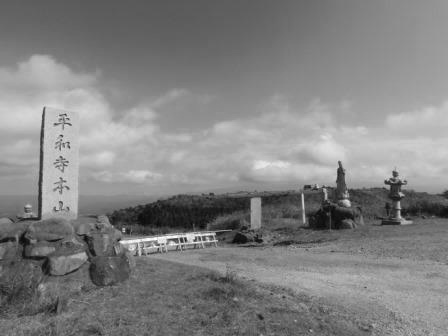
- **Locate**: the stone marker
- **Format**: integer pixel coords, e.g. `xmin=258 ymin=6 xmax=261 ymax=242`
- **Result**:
xmin=301 ymin=192 xmax=306 ymax=224
xmin=38 ymin=107 xmax=80 ymax=220
xmin=250 ymin=197 xmax=262 ymax=229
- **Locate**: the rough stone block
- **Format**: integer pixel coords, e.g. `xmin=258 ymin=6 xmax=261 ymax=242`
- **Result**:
xmin=71 ymin=221 xmax=94 ymax=236
xmin=0 ymin=241 xmax=19 ymax=260
xmin=46 ymin=251 xmax=88 ymax=276
xmin=93 ymin=222 xmax=113 ymax=233
xmin=59 ymin=235 xmax=87 ymax=251
xmin=0 ymin=220 xmax=32 ymax=242
xmin=89 ymin=255 xmax=131 ymax=286
xmin=332 ymin=206 xmax=356 ymax=222
xmin=24 ymin=241 xmax=56 ymax=258
xmin=97 ymin=215 xmax=111 ymax=225
xmin=86 ymin=232 xmax=114 ymax=256
xmin=112 ymin=228 xmax=122 ymax=242
xmin=25 ymin=218 xmax=74 ymax=242
xmin=232 ymin=231 xmax=263 ymax=244
xmin=340 ymin=219 xmax=356 ymax=229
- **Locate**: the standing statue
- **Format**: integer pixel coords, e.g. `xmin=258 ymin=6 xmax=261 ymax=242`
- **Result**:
xmin=382 ymin=169 xmax=413 ymax=225
xmin=17 ymin=204 xmax=36 ymax=220
xmin=335 ymin=161 xmax=351 ymax=207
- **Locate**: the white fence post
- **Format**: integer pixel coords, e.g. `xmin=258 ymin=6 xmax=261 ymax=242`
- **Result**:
xmin=301 ymin=192 xmax=306 ymax=225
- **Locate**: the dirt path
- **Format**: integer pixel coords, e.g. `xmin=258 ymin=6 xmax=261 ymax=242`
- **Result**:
xmin=151 ymin=246 xmax=448 ymax=335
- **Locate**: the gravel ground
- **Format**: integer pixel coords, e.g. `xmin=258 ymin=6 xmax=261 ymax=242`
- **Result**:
xmin=151 ymin=218 xmax=448 ymax=336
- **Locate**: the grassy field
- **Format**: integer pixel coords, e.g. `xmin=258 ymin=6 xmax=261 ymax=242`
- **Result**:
xmin=0 ymin=257 xmax=371 ymax=336
xmin=2 ymin=217 xmax=446 ymax=335
xmin=256 ymin=217 xmax=448 ymax=263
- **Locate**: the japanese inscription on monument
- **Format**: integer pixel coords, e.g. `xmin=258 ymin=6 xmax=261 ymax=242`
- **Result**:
xmin=38 ymin=107 xmax=79 ymax=219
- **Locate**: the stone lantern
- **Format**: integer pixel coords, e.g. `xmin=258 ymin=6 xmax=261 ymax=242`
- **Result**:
xmin=382 ymin=169 xmax=413 ymax=225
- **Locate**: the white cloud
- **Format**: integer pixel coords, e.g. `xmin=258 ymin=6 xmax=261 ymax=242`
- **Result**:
xmin=91 ymin=169 xmax=162 ymax=184
xmin=2 ymin=54 xmax=448 ymax=194
xmin=151 ymin=88 xmax=214 ymax=110
xmin=293 ymin=135 xmax=347 ymax=166
xmin=90 ymin=170 xmax=114 ymax=183
xmin=121 ymin=106 xmax=157 ymax=126
xmin=386 ymin=101 xmax=448 ymax=138
xmin=0 ymin=55 xmax=105 ymax=136
xmin=121 ymin=170 xmax=163 ymax=183
xmin=81 ymin=151 xmax=116 ymax=168
xmin=0 ymin=55 xmax=155 ymax=175
xmin=188 ymin=98 xmax=351 ymax=186
xmin=253 ymin=160 xmax=291 ymax=170
xmin=151 ymin=89 xmax=189 ymax=108
xmin=0 ymin=55 xmax=98 ymax=90
xmin=0 ymin=139 xmax=37 ymax=166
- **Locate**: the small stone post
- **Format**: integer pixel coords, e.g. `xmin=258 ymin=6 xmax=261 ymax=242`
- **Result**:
xmin=301 ymin=192 xmax=306 ymax=225
xmin=250 ymin=197 xmax=262 ymax=230
xmin=38 ymin=107 xmax=80 ymax=220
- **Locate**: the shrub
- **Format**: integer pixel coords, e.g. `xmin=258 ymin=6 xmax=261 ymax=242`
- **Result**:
xmin=406 ymin=200 xmax=448 ymax=217
xmin=207 ymin=211 xmax=249 ymax=231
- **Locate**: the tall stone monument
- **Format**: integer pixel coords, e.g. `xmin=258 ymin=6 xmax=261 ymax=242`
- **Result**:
xmin=250 ymin=197 xmax=262 ymax=229
xmin=382 ymin=169 xmax=413 ymax=225
xmin=38 ymin=107 xmax=79 ymax=220
xmin=335 ymin=161 xmax=351 ymax=207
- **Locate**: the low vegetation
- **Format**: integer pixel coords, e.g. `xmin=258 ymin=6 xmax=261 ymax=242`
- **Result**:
xmin=206 ymin=210 xmax=250 ymax=231
xmin=110 ymin=188 xmax=448 ymax=230
xmin=110 ymin=194 xmax=250 ymax=230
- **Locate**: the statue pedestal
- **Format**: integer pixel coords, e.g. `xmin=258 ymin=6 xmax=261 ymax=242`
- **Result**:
xmin=381 ymin=218 xmax=413 ymax=225
xmin=337 ymin=199 xmax=351 ymax=208
xmin=381 ymin=199 xmax=413 ymax=225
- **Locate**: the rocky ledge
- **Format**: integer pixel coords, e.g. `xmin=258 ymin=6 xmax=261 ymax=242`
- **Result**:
xmin=0 ymin=215 xmax=134 ymax=291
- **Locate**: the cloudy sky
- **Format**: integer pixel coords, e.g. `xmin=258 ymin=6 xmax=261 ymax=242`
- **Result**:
xmin=1 ymin=0 xmax=448 ymax=195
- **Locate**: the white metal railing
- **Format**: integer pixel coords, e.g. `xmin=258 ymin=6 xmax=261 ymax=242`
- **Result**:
xmin=119 ymin=231 xmax=219 ymax=256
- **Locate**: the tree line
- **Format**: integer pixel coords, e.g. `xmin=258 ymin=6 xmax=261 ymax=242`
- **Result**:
xmin=110 ymin=195 xmax=251 ymax=229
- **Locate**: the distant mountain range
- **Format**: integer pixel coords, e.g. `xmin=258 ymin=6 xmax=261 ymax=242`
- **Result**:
xmin=0 ymin=194 xmax=160 ymax=219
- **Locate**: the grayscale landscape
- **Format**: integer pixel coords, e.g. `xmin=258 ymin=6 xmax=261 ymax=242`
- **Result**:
xmin=1 ymin=1 xmax=447 ymax=336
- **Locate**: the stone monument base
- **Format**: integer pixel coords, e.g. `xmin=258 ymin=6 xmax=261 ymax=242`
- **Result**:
xmin=381 ymin=219 xmax=413 ymax=225
xmin=337 ymin=199 xmax=351 ymax=208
